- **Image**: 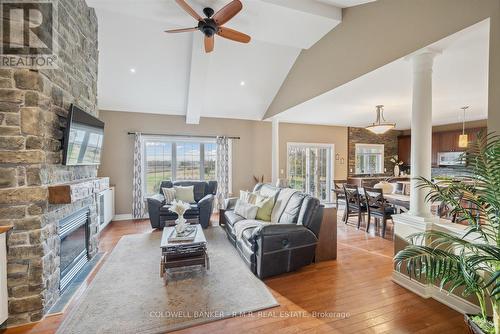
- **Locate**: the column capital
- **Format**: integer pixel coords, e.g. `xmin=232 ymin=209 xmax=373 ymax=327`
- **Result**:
xmin=405 ymin=47 xmax=441 ymax=72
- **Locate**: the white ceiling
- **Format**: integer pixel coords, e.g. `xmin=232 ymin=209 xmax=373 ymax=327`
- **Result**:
xmin=88 ymin=0 xmax=375 ymax=121
xmin=275 ymin=20 xmax=490 ymax=129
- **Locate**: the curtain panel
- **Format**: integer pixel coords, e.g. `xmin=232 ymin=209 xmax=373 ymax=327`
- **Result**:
xmin=216 ymin=137 xmax=230 ymax=209
xmin=132 ymin=133 xmax=146 ymax=219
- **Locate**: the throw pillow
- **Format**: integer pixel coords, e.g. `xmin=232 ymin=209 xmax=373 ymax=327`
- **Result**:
xmin=161 ymin=187 xmax=176 ymax=204
xmin=239 ymin=190 xmax=257 ymax=204
xmin=174 ymin=186 xmax=195 ymax=203
xmin=255 ymin=195 xmax=275 ymax=222
xmin=234 ymin=199 xmax=258 ymax=220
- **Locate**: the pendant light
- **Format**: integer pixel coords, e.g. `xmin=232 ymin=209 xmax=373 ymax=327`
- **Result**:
xmin=458 ymin=106 xmax=469 ymax=148
xmin=366 ymin=105 xmax=396 ymax=134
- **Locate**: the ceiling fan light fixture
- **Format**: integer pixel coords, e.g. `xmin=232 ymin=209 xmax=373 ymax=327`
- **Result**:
xmin=365 ymin=105 xmax=395 ymax=135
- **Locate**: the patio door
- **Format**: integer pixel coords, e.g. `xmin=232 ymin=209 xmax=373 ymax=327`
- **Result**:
xmin=287 ymin=143 xmax=334 ymax=202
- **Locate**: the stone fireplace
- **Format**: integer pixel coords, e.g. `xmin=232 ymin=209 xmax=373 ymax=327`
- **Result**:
xmin=0 ymin=0 xmax=99 ymax=326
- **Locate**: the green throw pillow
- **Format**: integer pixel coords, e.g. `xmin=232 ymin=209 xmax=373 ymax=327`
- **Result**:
xmin=255 ymin=195 xmax=275 ymax=222
xmin=174 ymin=186 xmax=195 ymax=203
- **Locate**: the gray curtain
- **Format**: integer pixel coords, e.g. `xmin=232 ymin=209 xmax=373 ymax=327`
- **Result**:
xmin=216 ymin=136 xmax=230 ymax=209
xmin=132 ymin=133 xmax=146 ymax=219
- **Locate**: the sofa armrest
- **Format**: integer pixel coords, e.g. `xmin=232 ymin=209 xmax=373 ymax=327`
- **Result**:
xmin=148 ymin=194 xmax=165 ymax=205
xmin=146 ymin=194 xmax=165 ymax=229
xmin=198 ymin=194 xmax=214 ymax=228
xmin=198 ymin=194 xmax=214 ymax=209
xmin=224 ymin=197 xmax=238 ymax=210
xmin=252 ymin=224 xmax=318 ymax=253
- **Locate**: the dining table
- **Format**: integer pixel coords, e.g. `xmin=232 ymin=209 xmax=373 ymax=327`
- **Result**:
xmin=384 ymin=193 xmax=411 ymax=213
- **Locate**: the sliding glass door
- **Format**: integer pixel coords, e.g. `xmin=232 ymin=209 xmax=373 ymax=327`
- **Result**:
xmin=287 ymin=143 xmax=333 ymax=202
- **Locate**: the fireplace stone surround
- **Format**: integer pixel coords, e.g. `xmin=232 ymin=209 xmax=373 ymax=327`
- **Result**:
xmin=0 ymin=0 xmax=99 ymax=326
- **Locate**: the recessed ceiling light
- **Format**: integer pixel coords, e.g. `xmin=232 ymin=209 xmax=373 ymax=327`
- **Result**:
xmin=130 ymin=68 xmax=136 ymax=73
xmin=240 ymin=81 xmax=245 ymax=86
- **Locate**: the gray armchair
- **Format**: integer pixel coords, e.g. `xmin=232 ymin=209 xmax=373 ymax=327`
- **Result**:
xmin=147 ymin=180 xmax=217 ymax=229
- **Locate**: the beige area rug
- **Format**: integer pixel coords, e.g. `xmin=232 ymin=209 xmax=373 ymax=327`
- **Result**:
xmin=56 ymin=227 xmax=278 ymax=334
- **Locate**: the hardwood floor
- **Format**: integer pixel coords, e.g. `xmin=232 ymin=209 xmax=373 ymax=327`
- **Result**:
xmin=3 ymin=214 xmax=466 ymax=334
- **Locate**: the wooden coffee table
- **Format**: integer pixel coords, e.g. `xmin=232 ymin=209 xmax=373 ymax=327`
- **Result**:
xmin=159 ymin=224 xmax=209 ymax=284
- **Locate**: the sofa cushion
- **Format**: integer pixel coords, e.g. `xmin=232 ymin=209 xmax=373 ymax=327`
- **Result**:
xmin=161 ymin=187 xmax=176 ymax=204
xmin=173 ymin=181 xmax=206 ymax=202
xmin=255 ymin=184 xmax=280 ymax=199
xmin=174 ymin=186 xmax=195 ymax=203
xmin=271 ymin=188 xmax=299 ymax=223
xmin=234 ymin=200 xmax=259 ymax=219
xmin=224 ymin=211 xmax=244 ymax=227
xmin=255 ymin=195 xmax=274 ymax=222
xmin=279 ymin=192 xmax=306 ymax=225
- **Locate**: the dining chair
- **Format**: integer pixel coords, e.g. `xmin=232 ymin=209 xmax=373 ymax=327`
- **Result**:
xmin=364 ymin=187 xmax=395 ymax=238
xmin=333 ymin=181 xmax=346 ymax=209
xmin=343 ymin=184 xmax=367 ymax=229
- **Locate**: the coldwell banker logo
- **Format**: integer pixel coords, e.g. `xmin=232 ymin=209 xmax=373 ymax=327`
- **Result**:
xmin=1 ymin=0 xmax=58 ymax=68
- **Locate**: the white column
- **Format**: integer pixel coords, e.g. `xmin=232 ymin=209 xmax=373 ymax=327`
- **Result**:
xmin=408 ymin=50 xmax=438 ymax=218
xmin=271 ymin=118 xmax=279 ymax=184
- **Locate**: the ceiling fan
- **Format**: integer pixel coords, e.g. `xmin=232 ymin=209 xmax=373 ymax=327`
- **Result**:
xmin=165 ymin=0 xmax=251 ymax=53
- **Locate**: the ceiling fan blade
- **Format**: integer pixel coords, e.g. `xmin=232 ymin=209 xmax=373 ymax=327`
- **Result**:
xmin=175 ymin=0 xmax=203 ymax=21
xmin=217 ymin=27 xmax=251 ymax=43
xmin=165 ymin=27 xmax=198 ymax=33
xmin=204 ymin=35 xmax=214 ymax=53
xmin=212 ymin=0 xmax=242 ymax=26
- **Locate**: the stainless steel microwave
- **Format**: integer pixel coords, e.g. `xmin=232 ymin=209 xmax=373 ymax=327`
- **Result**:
xmin=437 ymin=152 xmax=466 ymax=166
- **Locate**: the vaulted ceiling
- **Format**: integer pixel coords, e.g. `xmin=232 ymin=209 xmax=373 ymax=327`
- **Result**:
xmin=88 ymin=0 xmax=374 ymax=123
xmin=275 ymin=20 xmax=490 ymax=129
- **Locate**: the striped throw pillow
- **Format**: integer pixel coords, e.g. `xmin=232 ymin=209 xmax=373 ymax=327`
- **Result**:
xmin=162 ymin=187 xmax=176 ymax=204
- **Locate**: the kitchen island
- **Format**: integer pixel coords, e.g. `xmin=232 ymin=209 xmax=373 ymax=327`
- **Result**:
xmin=347 ymin=175 xmax=410 ymax=188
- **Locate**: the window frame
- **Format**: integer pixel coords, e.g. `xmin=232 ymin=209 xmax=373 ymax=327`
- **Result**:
xmin=142 ymin=136 xmax=217 ymax=196
xmin=286 ymin=142 xmax=335 ymax=203
xmin=355 ymin=143 xmax=385 ymax=174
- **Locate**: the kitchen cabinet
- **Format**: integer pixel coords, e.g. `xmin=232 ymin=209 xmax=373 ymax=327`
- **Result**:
xmin=397 ymin=135 xmax=411 ymax=165
xmin=398 ymin=127 xmax=485 ymax=167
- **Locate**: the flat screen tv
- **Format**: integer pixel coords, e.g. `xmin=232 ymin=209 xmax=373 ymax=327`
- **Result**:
xmin=62 ymin=104 xmax=105 ymax=166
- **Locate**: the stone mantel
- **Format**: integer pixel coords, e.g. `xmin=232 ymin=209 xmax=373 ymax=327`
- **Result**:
xmin=48 ymin=177 xmax=109 ymax=204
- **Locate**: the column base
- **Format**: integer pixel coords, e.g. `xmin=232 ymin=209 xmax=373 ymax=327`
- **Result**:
xmin=392 ymin=213 xmax=438 ymax=239
xmin=392 ymin=213 xmax=480 ymax=315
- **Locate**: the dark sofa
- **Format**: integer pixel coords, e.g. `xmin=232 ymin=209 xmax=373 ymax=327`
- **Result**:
xmin=147 ymin=180 xmax=217 ymax=229
xmin=223 ymin=183 xmax=324 ymax=279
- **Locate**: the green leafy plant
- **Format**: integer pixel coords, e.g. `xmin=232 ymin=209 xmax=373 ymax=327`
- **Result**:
xmin=394 ymin=132 xmax=500 ymax=334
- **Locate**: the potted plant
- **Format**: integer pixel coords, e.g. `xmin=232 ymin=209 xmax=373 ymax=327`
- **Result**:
xmin=390 ymin=155 xmax=404 ymax=176
xmin=394 ymin=132 xmax=500 ymax=334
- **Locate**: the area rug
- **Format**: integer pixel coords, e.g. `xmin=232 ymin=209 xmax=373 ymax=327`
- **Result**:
xmin=56 ymin=227 xmax=278 ymax=334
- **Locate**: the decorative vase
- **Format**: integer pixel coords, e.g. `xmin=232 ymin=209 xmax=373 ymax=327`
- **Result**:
xmin=394 ymin=165 xmax=400 ymax=177
xmin=175 ymin=215 xmax=187 ymax=234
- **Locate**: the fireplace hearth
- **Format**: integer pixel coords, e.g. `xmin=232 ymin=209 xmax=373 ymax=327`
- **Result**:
xmin=59 ymin=207 xmax=90 ymax=292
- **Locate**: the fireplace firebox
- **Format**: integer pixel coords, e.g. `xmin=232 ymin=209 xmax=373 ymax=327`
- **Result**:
xmin=59 ymin=207 xmax=90 ymax=291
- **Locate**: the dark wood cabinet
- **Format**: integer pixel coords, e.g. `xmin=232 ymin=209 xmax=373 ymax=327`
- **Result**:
xmin=431 ymin=132 xmax=440 ymax=167
xmin=398 ymin=127 xmax=485 ymax=167
xmin=397 ymin=135 xmax=411 ymax=165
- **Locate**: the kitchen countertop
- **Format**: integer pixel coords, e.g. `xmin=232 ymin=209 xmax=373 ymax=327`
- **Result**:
xmin=348 ymin=176 xmax=410 ymax=180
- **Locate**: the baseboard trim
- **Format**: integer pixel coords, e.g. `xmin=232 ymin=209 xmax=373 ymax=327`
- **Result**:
xmin=392 ymin=271 xmax=481 ymax=315
xmin=113 ymin=213 xmax=150 ymax=221
xmin=113 ymin=214 xmax=133 ymax=221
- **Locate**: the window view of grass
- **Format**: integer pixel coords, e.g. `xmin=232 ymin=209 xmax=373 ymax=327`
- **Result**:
xmin=145 ymin=140 xmax=217 ymax=195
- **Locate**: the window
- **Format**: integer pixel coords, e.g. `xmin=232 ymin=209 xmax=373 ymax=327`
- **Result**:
xmin=355 ymin=144 xmax=384 ymax=174
xmin=143 ymin=137 xmax=217 ymax=195
xmin=287 ymin=143 xmax=334 ymax=202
